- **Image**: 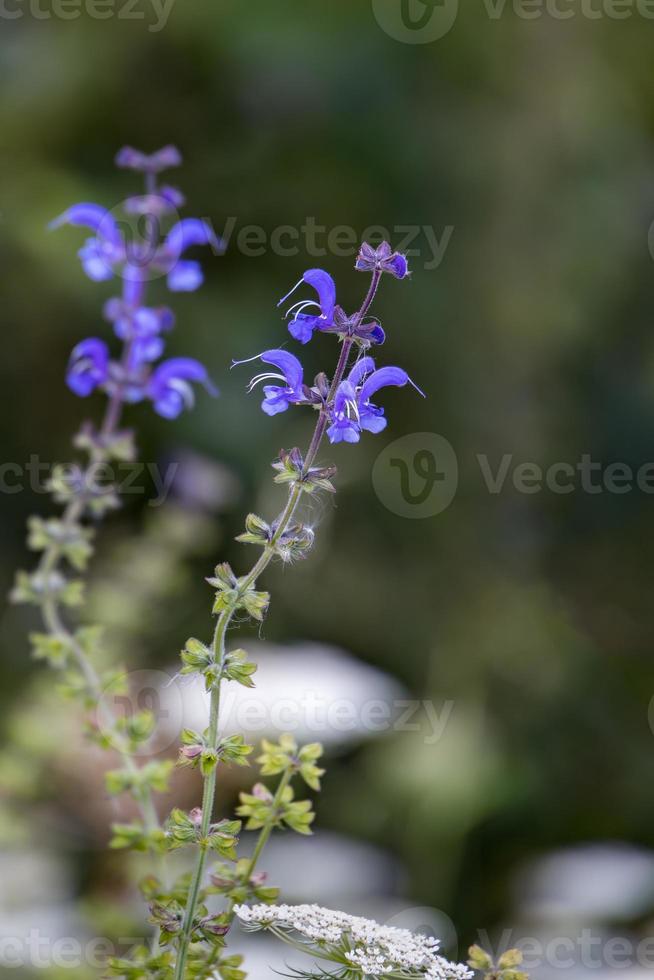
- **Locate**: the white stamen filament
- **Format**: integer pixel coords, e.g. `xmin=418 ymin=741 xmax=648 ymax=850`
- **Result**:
xmin=284 ymin=298 xmax=321 ymax=320
xmin=277 ymin=276 xmax=305 ymax=307
xmin=247 ymin=372 xmax=288 ymax=392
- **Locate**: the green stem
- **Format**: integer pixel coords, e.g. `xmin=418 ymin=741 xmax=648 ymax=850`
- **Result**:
xmin=203 ymin=765 xmax=294 ymax=973
xmin=243 ymin=768 xmax=293 ymax=884
xmin=173 ymin=270 xmax=382 ymax=980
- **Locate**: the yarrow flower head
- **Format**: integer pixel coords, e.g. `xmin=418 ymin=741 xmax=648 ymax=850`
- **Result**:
xmin=53 ymin=146 xmax=218 ymax=419
xmin=235 ymin=903 xmax=473 ymax=980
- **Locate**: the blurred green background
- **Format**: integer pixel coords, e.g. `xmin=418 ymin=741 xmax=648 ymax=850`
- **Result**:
xmin=3 ymin=1 xmax=654 ymax=977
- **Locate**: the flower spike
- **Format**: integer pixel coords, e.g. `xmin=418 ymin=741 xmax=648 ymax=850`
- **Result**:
xmin=52 ymin=149 xmax=218 ymax=419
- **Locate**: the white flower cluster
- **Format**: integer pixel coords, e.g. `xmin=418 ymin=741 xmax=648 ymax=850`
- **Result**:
xmin=234 ymin=903 xmax=473 ymax=980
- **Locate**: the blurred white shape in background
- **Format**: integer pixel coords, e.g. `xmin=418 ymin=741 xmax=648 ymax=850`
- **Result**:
xmin=170 ymin=642 xmax=407 ymax=746
xmin=516 ymin=842 xmax=654 ymax=922
xmin=504 ymin=843 xmax=654 ymax=980
xmin=0 ymin=849 xmax=83 ymax=966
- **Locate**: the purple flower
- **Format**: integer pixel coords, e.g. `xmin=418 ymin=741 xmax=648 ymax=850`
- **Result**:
xmin=279 ymin=269 xmax=337 ymax=344
xmin=54 ymin=148 xmax=220 ymax=423
xmin=158 ymin=219 xmax=221 ymax=292
xmin=236 ymin=349 xmax=306 ymax=416
xmin=327 ymin=360 xmax=424 ymax=444
xmin=50 ymin=203 xmax=121 ymax=243
xmin=124 ymin=186 xmax=186 ymax=217
xmin=115 ymin=145 xmax=182 ymax=174
xmin=66 ymin=338 xmax=110 ymax=397
xmin=147 ymin=357 xmax=217 ymax=419
xmin=104 ymin=298 xmax=174 ymax=342
xmin=355 ymin=241 xmax=409 ymax=280
xmin=51 ymin=203 xmax=125 ymax=282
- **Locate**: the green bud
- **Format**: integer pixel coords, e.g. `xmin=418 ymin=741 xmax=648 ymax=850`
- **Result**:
xmin=468 ymin=946 xmax=494 ymax=972
xmin=498 ymin=950 xmax=523 ymax=970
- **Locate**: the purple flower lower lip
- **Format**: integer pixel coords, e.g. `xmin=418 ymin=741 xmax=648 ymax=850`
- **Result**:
xmin=167 ymin=259 xmax=203 ymax=292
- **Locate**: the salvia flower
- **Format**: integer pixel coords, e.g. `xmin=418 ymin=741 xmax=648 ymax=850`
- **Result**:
xmin=147 ymin=358 xmax=217 ymax=420
xmin=53 ymin=145 xmax=218 ymax=420
xmin=327 ymin=362 xmax=424 ymax=444
xmin=235 ymin=904 xmax=473 ymax=980
xmin=240 ymin=249 xmax=421 ymax=440
xmin=235 ymin=349 xmax=307 ymax=416
xmin=66 ymin=338 xmax=110 ymax=397
xmin=50 ymin=203 xmax=124 ymax=282
xmin=279 ymin=264 xmax=387 ymax=347
xmin=279 ymin=268 xmax=337 ymax=344
xmin=156 ymin=218 xmax=221 ymax=292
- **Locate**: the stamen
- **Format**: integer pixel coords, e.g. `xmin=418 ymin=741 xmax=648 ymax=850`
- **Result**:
xmin=277 ymin=277 xmax=305 ymax=308
xmin=231 ymin=352 xmax=265 ymax=369
xmin=247 ymin=372 xmax=287 ymax=392
xmin=408 ymin=376 xmax=426 ymax=398
xmin=284 ymin=299 xmax=320 ymax=319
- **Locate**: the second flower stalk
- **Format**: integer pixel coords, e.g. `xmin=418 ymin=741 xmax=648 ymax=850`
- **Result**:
xmin=169 ymin=253 xmax=417 ymax=978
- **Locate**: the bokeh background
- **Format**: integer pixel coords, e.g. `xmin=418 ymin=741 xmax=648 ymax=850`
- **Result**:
xmin=3 ymin=2 xmax=654 ymax=977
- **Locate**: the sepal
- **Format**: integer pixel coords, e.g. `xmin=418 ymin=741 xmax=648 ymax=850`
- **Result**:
xmin=272 ymin=448 xmax=337 ymax=494
xmin=222 ymin=648 xmax=257 ymax=688
xmin=257 ymin=734 xmax=325 ymax=790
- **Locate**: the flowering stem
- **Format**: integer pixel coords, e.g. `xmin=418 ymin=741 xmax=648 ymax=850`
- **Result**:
xmin=31 ymin=252 xmax=170 ymax=899
xmin=35 ymin=402 xmax=170 ymax=894
xmin=173 ymin=270 xmax=381 ymax=980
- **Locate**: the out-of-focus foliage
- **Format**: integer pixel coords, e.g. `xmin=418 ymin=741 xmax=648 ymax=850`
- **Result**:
xmin=3 ymin=2 xmax=654 ymax=976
